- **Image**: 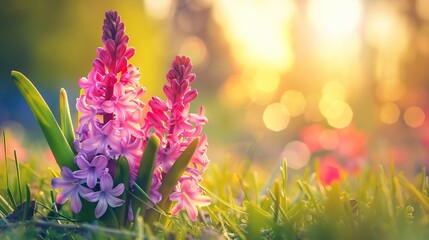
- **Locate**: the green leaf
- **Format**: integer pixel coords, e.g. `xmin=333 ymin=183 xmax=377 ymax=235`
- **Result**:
xmin=113 ymin=156 xmax=130 ymax=228
xmin=133 ymin=135 xmax=159 ymax=218
xmin=23 ymin=183 xmax=31 ymax=221
xmin=11 ymin=71 xmax=75 ymax=170
xmin=145 ymin=137 xmax=199 ymax=223
xmin=59 ymin=88 xmax=76 ymax=154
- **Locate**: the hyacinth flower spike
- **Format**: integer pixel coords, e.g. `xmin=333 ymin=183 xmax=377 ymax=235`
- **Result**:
xmin=143 ymin=56 xmax=211 ymax=222
xmin=49 ymin=11 xmax=149 ymax=223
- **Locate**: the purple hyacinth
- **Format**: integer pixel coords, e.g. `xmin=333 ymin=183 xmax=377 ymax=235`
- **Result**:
xmin=53 ymin=10 xmax=143 ymax=219
xmin=75 ymin=10 xmax=145 ymax=173
xmin=51 ymin=167 xmax=91 ymax=214
xmin=73 ymin=154 xmax=108 ymax=188
xmin=83 ymin=172 xmax=125 ymax=218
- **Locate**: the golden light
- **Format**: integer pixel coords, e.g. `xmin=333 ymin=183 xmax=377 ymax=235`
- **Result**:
xmin=376 ymin=80 xmax=406 ymax=102
xmin=253 ymin=69 xmax=281 ymax=93
xmin=179 ymin=36 xmax=208 ymax=67
xmin=404 ymin=106 xmax=425 ymax=128
xmin=281 ymin=141 xmax=311 ymax=169
xmin=365 ymin=3 xmax=409 ymax=52
xmin=380 ymin=102 xmax=400 ymax=124
xmin=304 ymin=94 xmax=324 ymax=122
xmin=307 ymin=0 xmax=361 ymax=40
xmin=143 ymin=0 xmax=173 ymax=20
xmin=322 ymin=80 xmax=347 ymax=99
xmin=218 ymin=74 xmax=249 ymax=108
xmin=240 ymin=68 xmax=278 ymax=105
xmin=281 ymin=90 xmax=306 ymax=117
xmin=322 ymin=101 xmax=354 ymax=129
xmin=263 ymin=103 xmax=290 ymax=132
xmin=213 ymin=0 xmax=295 ymax=72
xmin=416 ymin=0 xmax=429 ymax=22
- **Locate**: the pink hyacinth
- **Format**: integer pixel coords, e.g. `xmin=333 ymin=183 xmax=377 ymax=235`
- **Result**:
xmin=169 ymin=177 xmax=211 ymax=221
xmin=143 ymin=55 xmax=211 ymax=221
xmin=75 ymin=10 xmax=145 ymax=175
xmin=53 ymin=10 xmax=142 ymax=219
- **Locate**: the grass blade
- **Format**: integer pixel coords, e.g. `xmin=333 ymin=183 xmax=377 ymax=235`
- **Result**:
xmin=3 ymin=132 xmax=8 ymax=188
xmin=59 ymin=88 xmax=76 ymax=153
xmin=398 ymin=174 xmax=429 ymax=213
xmin=14 ymin=151 xmax=22 ymax=204
xmin=11 ymin=71 xmax=75 ymax=170
xmin=6 ymin=188 xmax=16 ymax=209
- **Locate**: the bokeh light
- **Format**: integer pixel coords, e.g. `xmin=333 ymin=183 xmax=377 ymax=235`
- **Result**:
xmin=404 ymin=106 xmax=425 ymax=128
xmin=179 ymin=36 xmax=208 ymax=67
xmin=280 ymin=90 xmax=306 ymax=117
xmin=380 ymin=102 xmax=401 ymax=124
xmin=281 ymin=141 xmax=311 ymax=169
xmin=263 ymin=103 xmax=290 ymax=132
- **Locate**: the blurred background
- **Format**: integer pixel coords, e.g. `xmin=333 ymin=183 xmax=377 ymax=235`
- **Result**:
xmin=1 ymin=0 xmax=429 ymax=176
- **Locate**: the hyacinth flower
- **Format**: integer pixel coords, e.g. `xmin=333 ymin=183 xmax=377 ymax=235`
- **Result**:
xmin=45 ymin=10 xmax=147 ymax=221
xmin=12 ymin=10 xmax=210 ymax=226
xmin=143 ymin=56 xmax=211 ymax=222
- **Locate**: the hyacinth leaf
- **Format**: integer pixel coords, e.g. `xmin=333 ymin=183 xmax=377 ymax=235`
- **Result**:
xmin=59 ymin=88 xmax=76 ymax=154
xmin=111 ymin=156 xmax=130 ymax=228
xmin=133 ymin=135 xmax=160 ymax=218
xmin=23 ymin=183 xmax=31 ymax=221
xmin=145 ymin=137 xmax=199 ymax=223
xmin=11 ymin=71 xmax=76 ymax=170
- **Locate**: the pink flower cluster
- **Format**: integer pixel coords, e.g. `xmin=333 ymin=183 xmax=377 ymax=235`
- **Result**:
xmin=52 ymin=11 xmax=210 ymax=221
xmin=143 ymin=56 xmax=211 ymax=221
xmin=75 ymin=11 xmax=145 ymax=174
xmin=300 ymin=124 xmax=367 ymax=185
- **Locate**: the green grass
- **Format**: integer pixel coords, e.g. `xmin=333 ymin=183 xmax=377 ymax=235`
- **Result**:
xmin=1 ymin=147 xmax=429 ymax=239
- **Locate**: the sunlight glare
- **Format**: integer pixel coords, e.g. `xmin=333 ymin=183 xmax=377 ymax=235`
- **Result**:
xmin=307 ymin=0 xmax=361 ymax=40
xmin=143 ymin=0 xmax=173 ymax=20
xmin=213 ymin=0 xmax=295 ymax=72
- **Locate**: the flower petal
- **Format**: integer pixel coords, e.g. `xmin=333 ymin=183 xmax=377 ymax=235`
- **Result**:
xmin=92 ymin=155 xmax=108 ymax=169
xmin=99 ymin=172 xmax=114 ymax=191
xmin=95 ymin=198 xmax=108 ymax=218
xmin=75 ymin=154 xmax=91 ymax=169
xmin=70 ymin=192 xmax=82 ymax=213
xmin=193 ymin=195 xmax=211 ymax=207
xmin=171 ymin=201 xmax=183 ymax=216
xmin=87 ymin=171 xmax=98 ymax=188
xmin=73 ymin=169 xmax=89 ymax=180
xmin=56 ymin=191 xmax=69 ymax=205
xmin=106 ymin=195 xmax=125 ymax=208
xmin=109 ymin=183 xmax=125 ymax=197
xmin=51 ymin=178 xmax=69 ymax=189
xmin=83 ymin=191 xmax=100 ymax=202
